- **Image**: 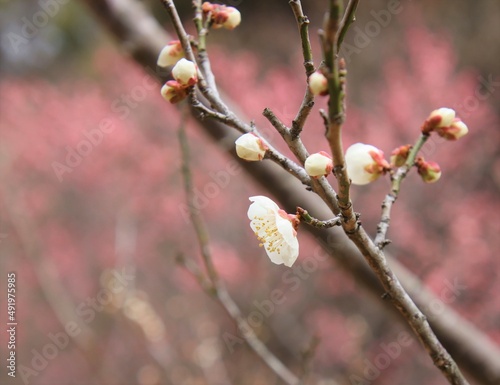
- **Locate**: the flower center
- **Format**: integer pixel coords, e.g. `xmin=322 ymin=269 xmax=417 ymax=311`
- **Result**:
xmin=252 ymin=216 xmax=286 ymax=255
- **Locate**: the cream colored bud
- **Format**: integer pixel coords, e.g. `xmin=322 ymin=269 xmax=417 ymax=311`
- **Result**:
xmin=157 ymin=41 xmax=183 ymax=68
xmin=235 ymin=133 xmax=268 ymax=161
xmin=172 ymin=58 xmax=198 ymax=87
xmin=308 ymin=72 xmax=328 ymax=96
xmin=223 ymin=7 xmax=241 ymax=29
xmin=304 ymin=152 xmax=333 ymax=178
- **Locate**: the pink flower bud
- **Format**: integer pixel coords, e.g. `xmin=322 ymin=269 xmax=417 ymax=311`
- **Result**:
xmin=157 ymin=40 xmax=184 ymax=68
xmin=308 ymin=71 xmax=328 ymax=96
xmin=304 ymin=151 xmax=333 ymax=178
xmin=160 ymin=80 xmax=187 ymax=104
xmin=235 ymin=133 xmax=268 ymax=161
xmin=390 ymin=144 xmax=412 ymax=167
xmin=416 ymin=158 xmax=441 ymax=183
xmin=436 ymin=119 xmax=469 ymax=140
xmin=422 ymin=107 xmax=456 ymax=134
xmin=345 ymin=143 xmax=390 ymax=185
xmin=172 ymin=58 xmax=198 ymax=87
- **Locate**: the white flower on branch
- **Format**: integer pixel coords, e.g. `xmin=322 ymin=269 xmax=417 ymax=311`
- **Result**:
xmin=247 ymin=196 xmax=299 ymax=267
xmin=345 ymin=143 xmax=390 ymax=185
xmin=157 ymin=40 xmax=184 ymax=68
xmin=308 ymin=71 xmax=328 ymax=96
xmin=172 ymin=58 xmax=198 ymax=87
xmin=235 ymin=133 xmax=268 ymax=161
xmin=304 ymin=151 xmax=333 ymax=178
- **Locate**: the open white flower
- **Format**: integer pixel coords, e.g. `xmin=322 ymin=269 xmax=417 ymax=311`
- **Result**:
xmin=345 ymin=143 xmax=390 ymax=185
xmin=247 ymin=196 xmax=299 ymax=267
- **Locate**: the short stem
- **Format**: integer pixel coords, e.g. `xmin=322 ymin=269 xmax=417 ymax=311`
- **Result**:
xmin=297 ymin=207 xmax=341 ymax=229
xmin=375 ymin=133 xmax=430 ymax=247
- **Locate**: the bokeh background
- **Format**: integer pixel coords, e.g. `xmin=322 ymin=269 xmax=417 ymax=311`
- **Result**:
xmin=1 ymin=0 xmax=499 ymax=384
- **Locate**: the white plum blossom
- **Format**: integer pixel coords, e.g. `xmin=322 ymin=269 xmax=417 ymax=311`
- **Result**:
xmin=308 ymin=71 xmax=328 ymax=96
xmin=235 ymin=133 xmax=268 ymax=161
xmin=172 ymin=58 xmax=198 ymax=87
xmin=157 ymin=40 xmax=184 ymax=67
xmin=247 ymin=196 xmax=299 ymax=267
xmin=304 ymin=151 xmax=333 ymax=178
xmin=345 ymin=143 xmax=390 ymax=185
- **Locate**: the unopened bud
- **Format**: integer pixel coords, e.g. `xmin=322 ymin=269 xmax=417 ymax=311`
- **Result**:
xmin=308 ymin=71 xmax=328 ymax=96
xmin=235 ymin=133 xmax=268 ymax=161
xmin=203 ymin=2 xmax=241 ymax=30
xmin=157 ymin=40 xmax=184 ymax=68
xmin=223 ymin=7 xmax=241 ymax=29
xmin=345 ymin=143 xmax=390 ymax=185
xmin=161 ymin=81 xmax=187 ymax=104
xmin=436 ymin=119 xmax=469 ymax=140
xmin=304 ymin=151 xmax=333 ymax=178
xmin=422 ymin=107 xmax=456 ymax=134
xmin=390 ymin=144 xmax=412 ymax=167
xmin=172 ymin=58 xmax=198 ymax=87
xmin=416 ymin=158 xmax=441 ymax=183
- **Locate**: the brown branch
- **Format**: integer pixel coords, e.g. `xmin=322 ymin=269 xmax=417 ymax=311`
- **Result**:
xmin=81 ymin=1 xmax=500 ymax=383
xmin=375 ymin=134 xmax=429 ymax=248
xmin=178 ymin=114 xmax=301 ymax=385
xmin=288 ymin=0 xmax=315 ymax=138
xmin=320 ymin=3 xmax=469 ymax=383
xmin=337 ymin=0 xmax=359 ymax=49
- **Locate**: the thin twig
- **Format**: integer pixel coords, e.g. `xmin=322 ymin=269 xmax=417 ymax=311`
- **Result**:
xmin=178 ymin=113 xmax=301 ymax=385
xmin=161 ymin=0 xmax=227 ymax=111
xmin=375 ymin=134 xmax=430 ymax=248
xmin=299 ymin=336 xmax=321 ymax=384
xmin=297 ymin=208 xmax=342 ymax=229
xmin=165 ymin=0 xmax=311 ymax=187
xmin=319 ymin=3 xmax=470 ymax=383
xmin=289 ymin=0 xmax=316 ymax=138
xmin=321 ymin=0 xmax=357 ymax=232
xmin=337 ymin=0 xmax=359 ymax=49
